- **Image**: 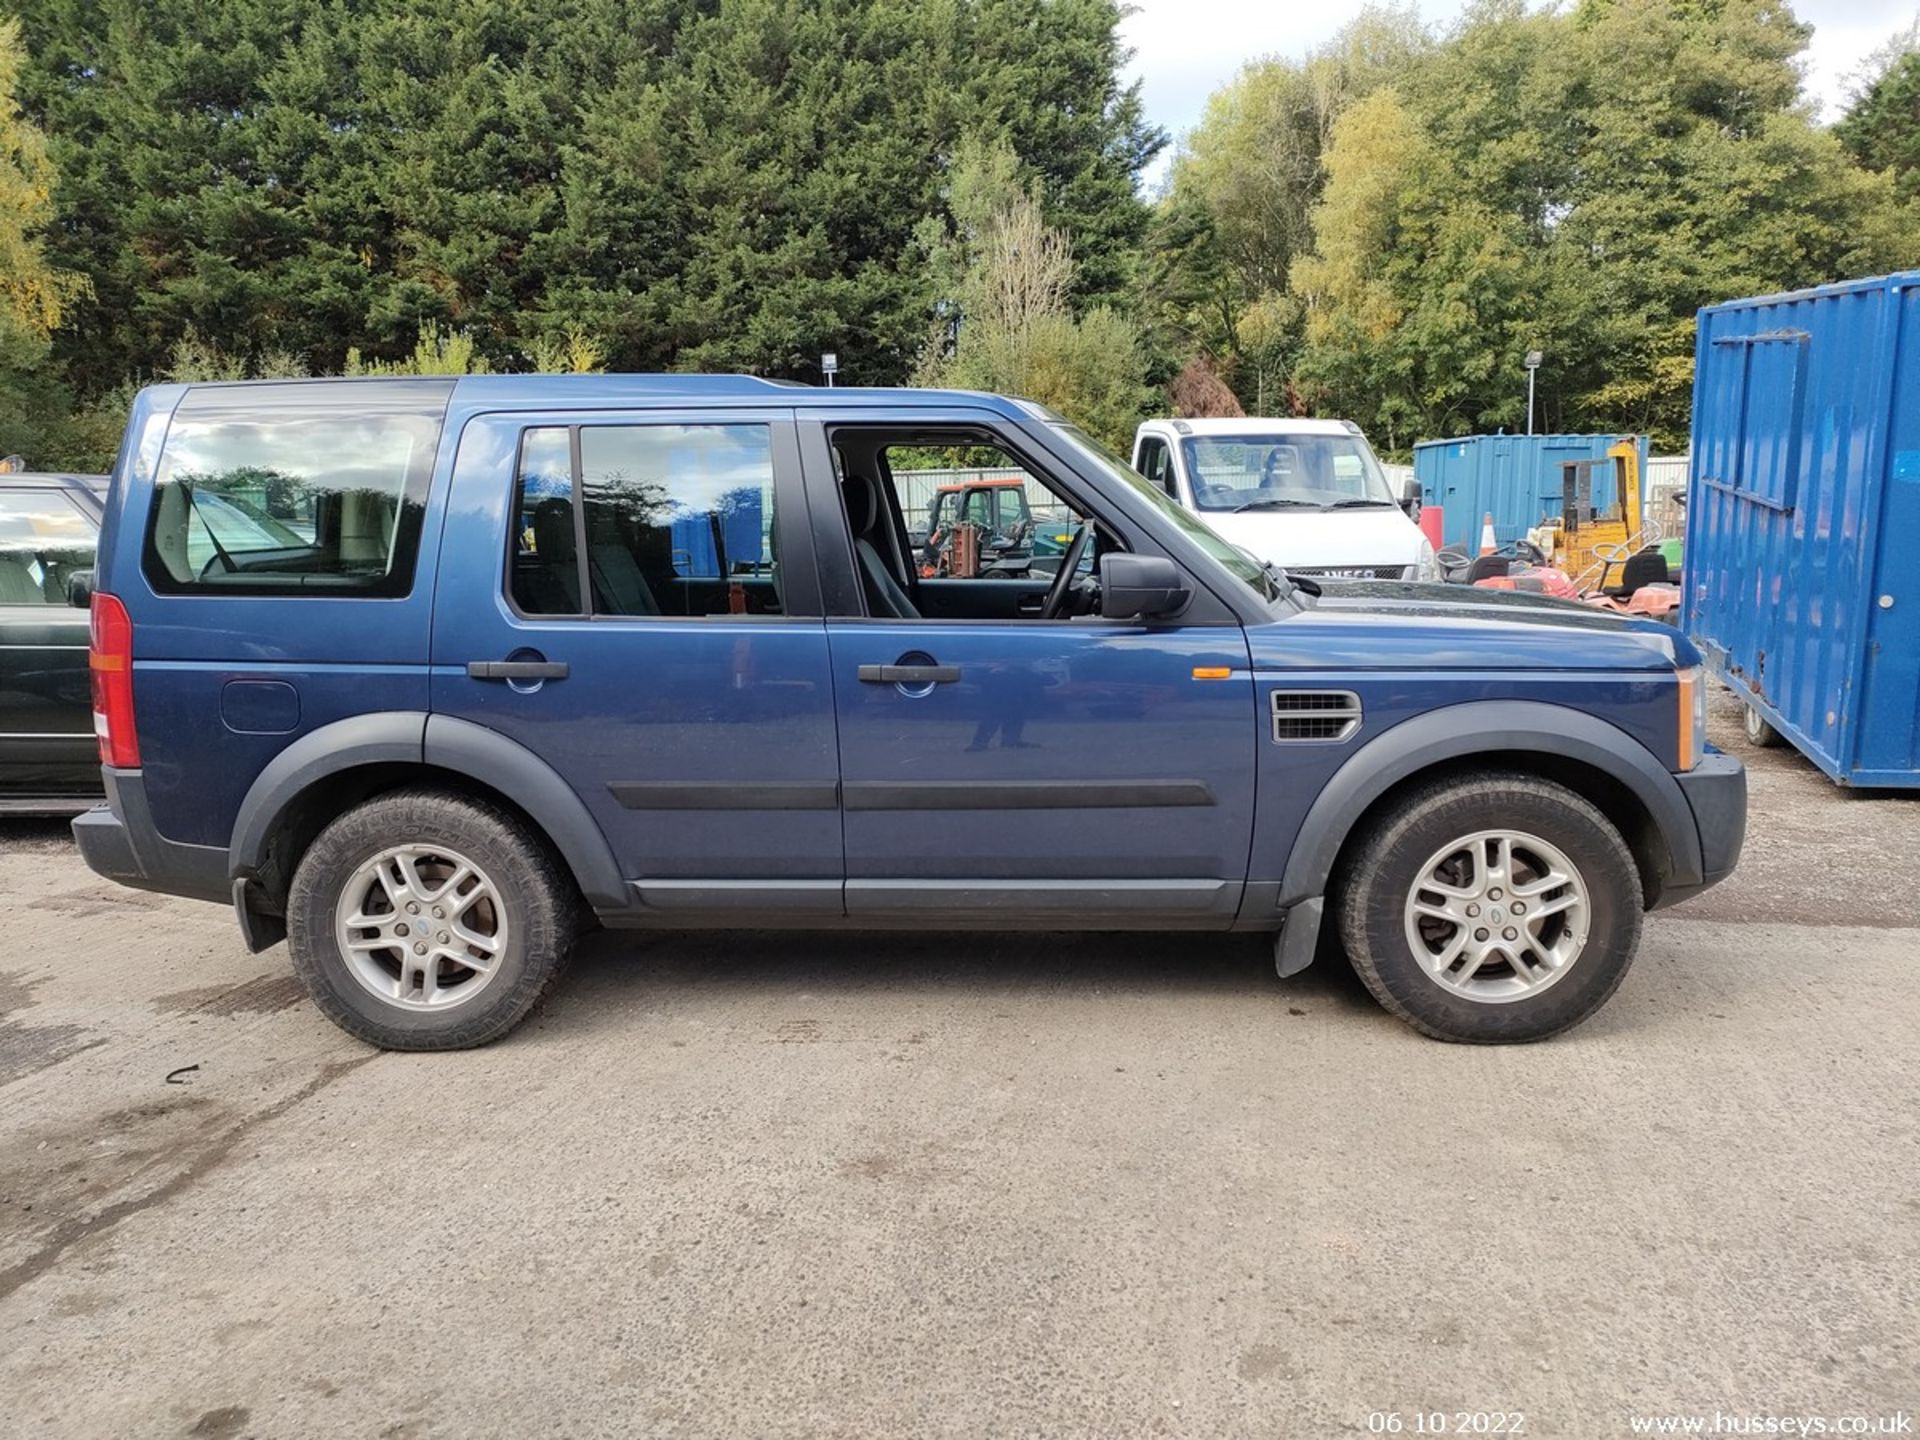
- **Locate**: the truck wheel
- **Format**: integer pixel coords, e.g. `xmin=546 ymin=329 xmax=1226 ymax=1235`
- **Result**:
xmin=1743 ymin=703 xmax=1785 ymax=748
xmin=286 ymin=789 xmax=576 ymax=1051
xmin=1333 ymin=774 xmax=1643 ymax=1043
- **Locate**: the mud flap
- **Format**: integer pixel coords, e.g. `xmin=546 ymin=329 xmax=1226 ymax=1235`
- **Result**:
xmin=232 ymin=878 xmax=288 ymax=954
xmin=1274 ymin=896 xmax=1323 ymax=978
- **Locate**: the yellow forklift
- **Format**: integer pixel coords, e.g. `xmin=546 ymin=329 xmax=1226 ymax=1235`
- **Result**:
xmin=1529 ymin=438 xmax=1679 ymax=618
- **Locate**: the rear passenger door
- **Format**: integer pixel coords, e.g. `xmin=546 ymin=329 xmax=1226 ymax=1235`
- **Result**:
xmin=430 ymin=410 xmax=844 ymax=920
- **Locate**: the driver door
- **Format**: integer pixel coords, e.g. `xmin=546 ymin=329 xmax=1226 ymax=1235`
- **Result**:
xmin=799 ymin=413 xmax=1258 ymax=926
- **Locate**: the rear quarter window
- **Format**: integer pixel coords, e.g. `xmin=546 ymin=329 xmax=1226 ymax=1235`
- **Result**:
xmin=142 ymin=380 xmax=452 ymax=596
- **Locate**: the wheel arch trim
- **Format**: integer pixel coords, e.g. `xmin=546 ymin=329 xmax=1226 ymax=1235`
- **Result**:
xmin=1277 ymin=699 xmax=1702 ymax=911
xmin=228 ymin=712 xmax=629 ymax=912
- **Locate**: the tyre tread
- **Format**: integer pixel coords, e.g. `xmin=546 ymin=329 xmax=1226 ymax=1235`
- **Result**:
xmin=286 ymin=788 xmax=576 ymax=1051
xmin=1333 ymin=771 xmax=1643 ymax=1044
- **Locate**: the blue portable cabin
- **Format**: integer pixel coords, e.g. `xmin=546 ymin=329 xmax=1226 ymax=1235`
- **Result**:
xmin=1685 ymin=270 xmax=1920 ymax=788
xmin=1412 ymin=433 xmax=1649 ymax=551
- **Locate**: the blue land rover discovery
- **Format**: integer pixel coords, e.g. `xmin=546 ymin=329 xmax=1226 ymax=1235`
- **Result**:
xmin=72 ymin=377 xmax=1745 ymax=1049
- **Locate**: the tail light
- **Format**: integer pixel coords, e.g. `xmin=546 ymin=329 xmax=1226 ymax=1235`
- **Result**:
xmin=89 ymin=592 xmax=140 ymax=768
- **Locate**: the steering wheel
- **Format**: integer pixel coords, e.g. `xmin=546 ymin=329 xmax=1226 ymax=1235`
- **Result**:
xmin=1041 ymin=520 xmax=1096 ymax=620
xmin=1592 ymin=541 xmax=1635 ymax=565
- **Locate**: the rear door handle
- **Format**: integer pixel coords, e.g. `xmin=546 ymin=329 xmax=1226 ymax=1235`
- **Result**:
xmin=467 ymin=660 xmax=569 ymax=681
xmin=857 ymin=663 xmax=960 ymax=685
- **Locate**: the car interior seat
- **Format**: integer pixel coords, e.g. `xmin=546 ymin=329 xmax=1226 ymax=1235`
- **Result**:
xmin=842 ymin=472 xmax=919 ymax=619
xmin=525 ymin=498 xmax=582 ymax=614
xmin=0 ymin=555 xmax=46 ymax=605
xmin=584 ymin=507 xmax=661 ymax=617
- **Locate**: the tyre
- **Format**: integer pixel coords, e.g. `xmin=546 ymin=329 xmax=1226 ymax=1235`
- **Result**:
xmin=1743 ymin=702 xmax=1785 ymax=748
xmin=1333 ymin=773 xmax=1643 ymax=1043
xmin=286 ymin=789 xmax=576 ymax=1050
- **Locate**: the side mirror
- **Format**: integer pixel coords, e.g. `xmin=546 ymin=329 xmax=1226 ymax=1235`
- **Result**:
xmin=67 ymin=569 xmax=95 ymax=609
xmin=1099 ymin=553 xmax=1189 ymax=620
xmin=1399 ymin=477 xmax=1423 ymax=519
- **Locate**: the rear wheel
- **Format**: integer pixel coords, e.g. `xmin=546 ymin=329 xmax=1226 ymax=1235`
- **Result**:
xmin=1743 ymin=702 xmax=1785 ymax=748
xmin=287 ymin=789 xmax=575 ymax=1050
xmin=1334 ymin=773 xmax=1642 ymax=1043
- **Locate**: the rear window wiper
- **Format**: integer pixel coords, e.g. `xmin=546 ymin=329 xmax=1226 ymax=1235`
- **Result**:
xmin=1232 ymin=497 xmax=1320 ymax=513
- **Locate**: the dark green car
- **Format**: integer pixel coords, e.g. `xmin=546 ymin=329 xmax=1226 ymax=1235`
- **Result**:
xmin=0 ymin=472 xmax=106 ymax=813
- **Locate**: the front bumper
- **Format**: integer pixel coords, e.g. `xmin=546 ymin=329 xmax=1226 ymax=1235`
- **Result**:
xmin=1655 ymin=750 xmax=1747 ymax=907
xmin=71 ymin=768 xmax=230 ymax=905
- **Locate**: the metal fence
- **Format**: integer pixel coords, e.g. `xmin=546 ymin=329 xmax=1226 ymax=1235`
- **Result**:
xmin=1644 ymin=455 xmax=1689 ymax=541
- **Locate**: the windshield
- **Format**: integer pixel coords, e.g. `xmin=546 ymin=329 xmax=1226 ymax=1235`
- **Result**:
xmin=1046 ymin=423 xmax=1283 ymax=604
xmin=1180 ymin=432 xmax=1395 ymax=511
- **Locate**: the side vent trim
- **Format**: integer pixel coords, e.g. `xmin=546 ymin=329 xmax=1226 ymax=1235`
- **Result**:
xmin=1270 ymin=690 xmax=1363 ymax=743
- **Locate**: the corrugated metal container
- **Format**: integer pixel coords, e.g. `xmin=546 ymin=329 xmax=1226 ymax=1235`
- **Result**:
xmin=1685 ymin=270 xmax=1920 ymax=788
xmin=1411 ymin=433 xmax=1650 ymax=550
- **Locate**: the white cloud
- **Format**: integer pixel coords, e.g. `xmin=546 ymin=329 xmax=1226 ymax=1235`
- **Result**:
xmin=1120 ymin=0 xmax=1920 ymax=188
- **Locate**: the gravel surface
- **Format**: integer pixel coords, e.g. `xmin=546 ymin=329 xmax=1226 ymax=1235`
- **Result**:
xmin=1 ymin=690 xmax=1914 ymax=1438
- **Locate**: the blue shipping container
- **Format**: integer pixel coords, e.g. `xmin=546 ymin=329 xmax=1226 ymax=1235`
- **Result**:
xmin=1411 ymin=434 xmax=1649 ymax=551
xmin=1686 ymin=271 xmax=1920 ymax=788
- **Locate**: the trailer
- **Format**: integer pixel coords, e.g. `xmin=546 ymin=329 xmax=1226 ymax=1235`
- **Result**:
xmin=1685 ymin=271 xmax=1920 ymax=788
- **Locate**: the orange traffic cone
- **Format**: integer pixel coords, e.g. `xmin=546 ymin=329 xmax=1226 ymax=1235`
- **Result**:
xmin=1478 ymin=512 xmax=1498 ymax=555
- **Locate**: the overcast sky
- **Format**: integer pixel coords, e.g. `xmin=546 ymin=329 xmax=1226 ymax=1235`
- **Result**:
xmin=1122 ymin=0 xmax=1920 ymax=189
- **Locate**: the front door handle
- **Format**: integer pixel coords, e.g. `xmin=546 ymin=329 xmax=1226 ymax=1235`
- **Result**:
xmin=857 ymin=663 xmax=960 ymax=685
xmin=468 ymin=659 xmax=570 ymax=681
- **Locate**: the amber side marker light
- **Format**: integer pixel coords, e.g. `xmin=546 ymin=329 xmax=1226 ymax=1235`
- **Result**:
xmin=1675 ymin=665 xmax=1704 ymax=772
xmin=1191 ymin=667 xmax=1233 ymax=681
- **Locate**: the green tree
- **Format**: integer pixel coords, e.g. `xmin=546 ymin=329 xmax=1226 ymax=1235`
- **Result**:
xmin=918 ymin=146 xmax=1153 ymax=448
xmin=10 ymin=0 xmax=1161 ymax=401
xmin=0 ymin=14 xmax=88 ymax=463
xmin=1145 ymin=6 xmax=1425 ymax=402
xmin=1837 ymin=33 xmax=1920 ymax=199
xmin=345 ymin=321 xmax=490 ymax=376
xmin=1289 ymin=0 xmax=1920 ymax=451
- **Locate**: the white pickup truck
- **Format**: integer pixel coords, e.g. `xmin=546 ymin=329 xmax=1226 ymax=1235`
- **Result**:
xmin=1131 ymin=417 xmax=1436 ymax=582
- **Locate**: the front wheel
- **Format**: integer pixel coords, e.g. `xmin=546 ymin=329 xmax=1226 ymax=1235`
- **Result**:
xmin=1333 ymin=773 xmax=1643 ymax=1043
xmin=286 ymin=789 xmax=577 ymax=1050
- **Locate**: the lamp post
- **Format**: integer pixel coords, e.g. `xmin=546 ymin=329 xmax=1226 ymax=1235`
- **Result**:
xmin=1525 ymin=350 xmax=1543 ymax=436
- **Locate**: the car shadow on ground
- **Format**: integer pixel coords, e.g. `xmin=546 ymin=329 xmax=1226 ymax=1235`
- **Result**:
xmin=0 ymin=817 xmax=86 ymax=851
xmin=562 ymin=924 xmax=1383 ymax=1012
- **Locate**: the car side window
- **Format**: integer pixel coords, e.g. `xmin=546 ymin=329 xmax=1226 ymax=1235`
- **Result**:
xmin=142 ymin=381 xmax=448 ymax=596
xmin=1137 ymin=436 xmax=1176 ymax=499
xmin=887 ymin=444 xmax=1084 ymax=585
xmin=507 ymin=422 xmax=782 ymax=619
xmin=0 ymin=489 xmax=97 ymax=606
xmin=509 ymin=428 xmax=580 ymax=616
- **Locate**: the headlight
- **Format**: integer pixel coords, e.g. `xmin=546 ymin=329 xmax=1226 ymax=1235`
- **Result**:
xmin=1675 ymin=665 xmax=1706 ymax=772
xmin=1408 ymin=538 xmax=1439 ymax=583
